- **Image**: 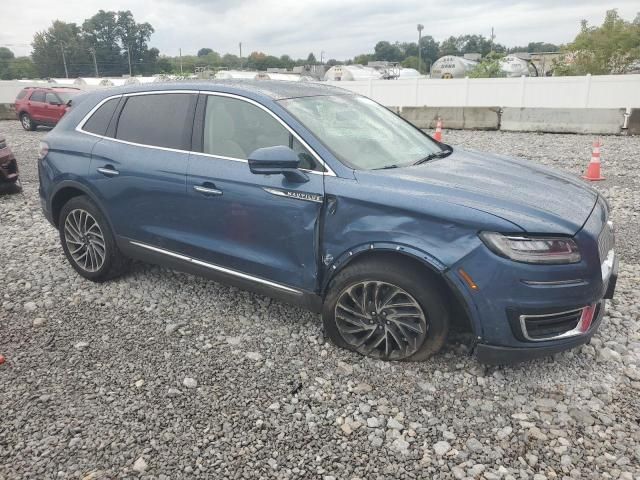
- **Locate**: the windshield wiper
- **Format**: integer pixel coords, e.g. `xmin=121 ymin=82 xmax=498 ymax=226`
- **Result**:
xmin=412 ymin=147 xmax=452 ymax=166
xmin=374 ymin=164 xmax=399 ymax=170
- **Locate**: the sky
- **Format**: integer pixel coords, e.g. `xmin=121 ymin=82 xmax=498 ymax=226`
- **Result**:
xmin=1 ymin=0 xmax=638 ymax=60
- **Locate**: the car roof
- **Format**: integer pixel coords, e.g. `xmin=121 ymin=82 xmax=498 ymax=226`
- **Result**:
xmin=22 ymin=86 xmax=81 ymax=92
xmin=90 ymin=80 xmax=354 ymax=101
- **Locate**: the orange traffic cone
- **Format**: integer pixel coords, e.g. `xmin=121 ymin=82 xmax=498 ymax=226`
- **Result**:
xmin=583 ymin=138 xmax=604 ymax=181
xmin=434 ymin=118 xmax=443 ymax=142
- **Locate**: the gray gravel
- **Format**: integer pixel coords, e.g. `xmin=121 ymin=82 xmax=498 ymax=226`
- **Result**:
xmin=1 ymin=120 xmax=639 ymax=479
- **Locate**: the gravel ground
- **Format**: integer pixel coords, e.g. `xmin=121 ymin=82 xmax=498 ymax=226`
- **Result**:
xmin=1 ymin=120 xmax=639 ymax=480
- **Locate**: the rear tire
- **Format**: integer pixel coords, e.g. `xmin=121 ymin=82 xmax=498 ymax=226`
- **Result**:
xmin=20 ymin=113 xmax=36 ymax=131
xmin=59 ymin=195 xmax=129 ymax=282
xmin=323 ymin=257 xmax=449 ymax=361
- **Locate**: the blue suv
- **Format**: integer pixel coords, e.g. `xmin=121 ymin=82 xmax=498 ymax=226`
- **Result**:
xmin=38 ymin=81 xmax=617 ymax=364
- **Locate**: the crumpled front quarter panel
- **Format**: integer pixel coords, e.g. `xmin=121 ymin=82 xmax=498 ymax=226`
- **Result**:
xmin=321 ymin=174 xmax=521 ymax=284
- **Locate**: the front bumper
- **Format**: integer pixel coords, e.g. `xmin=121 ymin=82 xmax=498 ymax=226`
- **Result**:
xmin=446 ymin=197 xmax=616 ymax=365
xmin=475 ymin=297 xmax=608 ymax=364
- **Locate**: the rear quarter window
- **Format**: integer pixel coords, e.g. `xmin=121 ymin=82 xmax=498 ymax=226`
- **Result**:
xmin=82 ymin=98 xmax=120 ymax=136
xmin=115 ymin=93 xmax=197 ymax=150
xmin=16 ymin=89 xmax=29 ymax=101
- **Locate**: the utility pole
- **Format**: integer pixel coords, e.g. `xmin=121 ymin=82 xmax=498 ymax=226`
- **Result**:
xmin=490 ymin=27 xmax=495 ymax=54
xmin=239 ymin=42 xmax=242 ymax=69
xmin=179 ymin=48 xmax=183 ymax=75
xmin=417 ymin=24 xmax=424 ymax=74
xmin=127 ymin=46 xmax=132 ymax=76
xmin=60 ymin=44 xmax=69 ymax=78
xmin=89 ymin=48 xmax=99 ymax=77
xmin=320 ymin=51 xmax=325 ymax=64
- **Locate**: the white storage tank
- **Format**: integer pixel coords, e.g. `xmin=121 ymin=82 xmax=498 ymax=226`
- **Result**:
xmin=48 ymin=78 xmax=77 ymax=86
xmin=499 ymin=55 xmax=537 ymax=77
xmin=430 ymin=56 xmax=477 ymax=79
xmin=323 ymin=65 xmax=382 ymax=81
xmin=396 ymin=68 xmax=421 ymax=79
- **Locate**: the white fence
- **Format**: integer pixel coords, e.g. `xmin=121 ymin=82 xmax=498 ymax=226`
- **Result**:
xmin=325 ymin=74 xmax=640 ymax=109
xmin=2 ymin=74 xmax=640 ymax=108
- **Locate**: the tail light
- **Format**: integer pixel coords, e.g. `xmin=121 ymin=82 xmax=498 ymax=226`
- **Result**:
xmin=38 ymin=141 xmax=49 ymax=161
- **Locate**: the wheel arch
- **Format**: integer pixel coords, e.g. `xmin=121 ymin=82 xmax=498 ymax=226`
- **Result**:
xmin=322 ymin=244 xmax=475 ymax=336
xmin=50 ymin=181 xmax=102 ymax=228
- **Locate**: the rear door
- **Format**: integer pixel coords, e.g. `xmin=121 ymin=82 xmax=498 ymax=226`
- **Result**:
xmin=28 ymin=89 xmax=47 ymax=122
xmin=88 ymin=92 xmax=197 ymax=252
xmin=185 ymin=93 xmax=326 ymax=292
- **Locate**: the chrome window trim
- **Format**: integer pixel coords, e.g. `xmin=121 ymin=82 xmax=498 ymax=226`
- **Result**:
xmin=75 ymin=89 xmax=335 ymax=176
xmin=519 ymin=307 xmax=590 ymax=342
xmin=521 ymin=279 xmax=585 ymax=286
xmin=199 ymin=91 xmax=334 ymax=176
xmin=129 ymin=240 xmax=303 ymax=295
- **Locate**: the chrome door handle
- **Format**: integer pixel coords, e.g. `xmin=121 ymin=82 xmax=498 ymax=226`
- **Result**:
xmin=97 ymin=167 xmax=119 ymax=177
xmin=194 ymin=185 xmax=223 ymax=196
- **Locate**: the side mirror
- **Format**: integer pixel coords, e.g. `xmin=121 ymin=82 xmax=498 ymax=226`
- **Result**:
xmin=248 ymin=145 xmax=308 ymax=183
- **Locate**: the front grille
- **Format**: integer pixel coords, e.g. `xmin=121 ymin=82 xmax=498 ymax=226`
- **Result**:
xmin=598 ymin=221 xmax=614 ymax=262
xmin=521 ymin=309 xmax=583 ymax=340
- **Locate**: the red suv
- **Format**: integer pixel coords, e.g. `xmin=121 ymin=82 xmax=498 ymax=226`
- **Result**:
xmin=15 ymin=86 xmax=81 ymax=131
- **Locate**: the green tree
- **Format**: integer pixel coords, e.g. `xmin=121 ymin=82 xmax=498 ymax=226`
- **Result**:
xmin=468 ymin=53 xmax=506 ymax=78
xmin=509 ymin=42 xmax=560 ymax=53
xmin=401 ymin=56 xmax=419 ymax=70
xmin=32 ymin=20 xmax=91 ymax=77
xmin=0 ymin=47 xmax=15 ymax=79
xmin=306 ymin=52 xmax=317 ymax=64
xmin=114 ymin=10 xmax=155 ymax=75
xmin=439 ymin=36 xmax=461 ymax=56
xmin=555 ymin=9 xmax=640 ymax=75
xmin=7 ymin=57 xmax=38 ymax=79
xmin=197 ymin=48 xmax=213 ymax=57
xmin=82 ymin=10 xmax=123 ymax=75
xmin=374 ymin=41 xmax=403 ymax=62
xmin=353 ymin=53 xmax=374 ymax=65
xmin=279 ymin=55 xmax=294 ymax=69
xmin=222 ymin=53 xmax=241 ymax=69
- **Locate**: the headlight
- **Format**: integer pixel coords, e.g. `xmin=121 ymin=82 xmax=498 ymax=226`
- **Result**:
xmin=479 ymin=232 xmax=581 ymax=264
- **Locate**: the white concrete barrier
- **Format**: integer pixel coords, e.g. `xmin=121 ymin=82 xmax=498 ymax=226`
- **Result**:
xmin=500 ymin=108 xmax=626 ymax=134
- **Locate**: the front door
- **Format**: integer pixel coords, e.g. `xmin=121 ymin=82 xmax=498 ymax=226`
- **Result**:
xmin=185 ymin=93 xmax=326 ymax=292
xmin=44 ymin=92 xmax=66 ymax=124
xmin=89 ymin=92 xmax=197 ymax=252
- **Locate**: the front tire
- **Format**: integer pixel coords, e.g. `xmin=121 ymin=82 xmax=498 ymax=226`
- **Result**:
xmin=59 ymin=195 xmax=129 ymax=282
xmin=20 ymin=113 xmax=36 ymax=131
xmin=323 ymin=257 xmax=449 ymax=361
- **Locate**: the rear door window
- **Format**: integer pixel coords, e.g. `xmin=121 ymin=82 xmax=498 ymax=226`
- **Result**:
xmin=115 ymin=93 xmax=197 ymax=150
xmin=16 ymin=89 xmax=29 ymax=100
xmin=82 ymin=97 xmax=120 ymax=136
xmin=30 ymin=90 xmax=46 ymax=102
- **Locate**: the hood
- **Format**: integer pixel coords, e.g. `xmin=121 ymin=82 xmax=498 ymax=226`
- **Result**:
xmin=355 ymin=147 xmax=597 ymax=235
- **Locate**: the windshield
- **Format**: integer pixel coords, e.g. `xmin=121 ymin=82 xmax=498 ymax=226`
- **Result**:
xmin=56 ymin=91 xmax=79 ymax=104
xmin=279 ymin=95 xmax=443 ymax=170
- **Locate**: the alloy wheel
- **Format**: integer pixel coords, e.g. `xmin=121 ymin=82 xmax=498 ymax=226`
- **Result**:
xmin=63 ymin=209 xmax=106 ymax=272
xmin=21 ymin=115 xmax=31 ymax=130
xmin=334 ymin=281 xmax=428 ymax=360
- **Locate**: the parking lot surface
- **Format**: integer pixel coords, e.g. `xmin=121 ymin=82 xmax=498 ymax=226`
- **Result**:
xmin=1 ymin=120 xmax=639 ymax=479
